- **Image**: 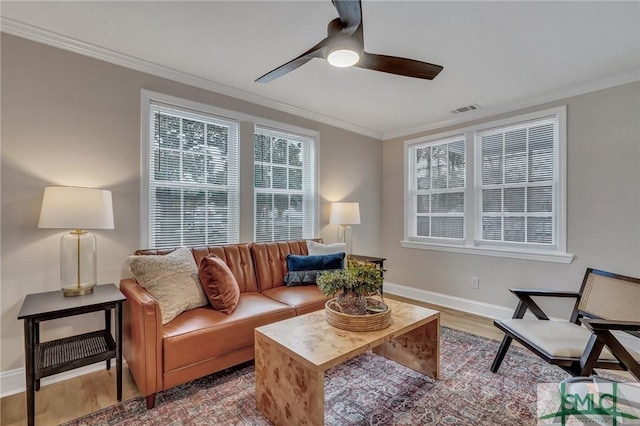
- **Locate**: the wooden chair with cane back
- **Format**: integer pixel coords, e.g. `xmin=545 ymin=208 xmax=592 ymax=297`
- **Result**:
xmin=491 ymin=268 xmax=640 ymax=377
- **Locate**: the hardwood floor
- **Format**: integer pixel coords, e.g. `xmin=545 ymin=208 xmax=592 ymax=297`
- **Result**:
xmin=387 ymin=294 xmax=507 ymax=342
xmin=0 ymin=297 xmax=528 ymax=426
xmin=1 ymin=367 xmax=140 ymax=426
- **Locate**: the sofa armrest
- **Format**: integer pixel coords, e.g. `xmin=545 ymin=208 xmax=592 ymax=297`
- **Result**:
xmin=121 ymin=278 xmax=163 ymax=397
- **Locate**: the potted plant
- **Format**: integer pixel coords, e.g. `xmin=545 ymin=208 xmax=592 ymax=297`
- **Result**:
xmin=317 ymin=259 xmax=384 ymax=315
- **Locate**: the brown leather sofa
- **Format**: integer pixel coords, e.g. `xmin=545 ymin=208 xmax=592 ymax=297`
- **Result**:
xmin=120 ymin=239 xmax=329 ymax=409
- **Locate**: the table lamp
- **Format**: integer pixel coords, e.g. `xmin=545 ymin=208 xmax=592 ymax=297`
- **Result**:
xmin=329 ymin=202 xmax=360 ymax=256
xmin=38 ymin=186 xmax=114 ymax=296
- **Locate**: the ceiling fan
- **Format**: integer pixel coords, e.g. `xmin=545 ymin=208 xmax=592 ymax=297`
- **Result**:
xmin=255 ymin=0 xmax=443 ymax=83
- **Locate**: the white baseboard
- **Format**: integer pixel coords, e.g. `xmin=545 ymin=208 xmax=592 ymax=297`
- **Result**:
xmin=0 ymin=362 xmax=124 ymax=399
xmin=383 ymin=281 xmax=517 ymax=320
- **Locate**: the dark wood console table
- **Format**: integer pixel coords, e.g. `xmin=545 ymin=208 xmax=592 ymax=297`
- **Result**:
xmin=17 ymin=283 xmax=125 ymax=426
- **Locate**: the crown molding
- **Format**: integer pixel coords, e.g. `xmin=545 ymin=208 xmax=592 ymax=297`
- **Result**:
xmin=383 ymin=68 xmax=640 ymax=140
xmin=3 ymin=17 xmax=638 ymax=143
xmin=0 ymin=17 xmax=383 ymax=140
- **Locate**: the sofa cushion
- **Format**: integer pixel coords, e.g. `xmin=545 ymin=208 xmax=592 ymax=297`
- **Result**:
xmin=191 ymin=244 xmax=259 ymax=293
xmin=127 ymin=247 xmax=208 ymax=325
xmin=198 ymin=255 xmax=240 ymax=314
xmin=307 ymin=240 xmax=346 ymax=255
xmin=284 ymin=270 xmax=330 ymax=287
xmin=283 ymin=253 xmax=344 ymax=287
xmin=251 ymin=240 xmax=310 ymax=291
xmin=161 ymin=292 xmax=295 ymax=372
xmin=284 ymin=252 xmax=345 ymax=286
xmin=261 ymin=286 xmax=328 ymax=315
xmin=286 ymin=252 xmax=345 ymax=271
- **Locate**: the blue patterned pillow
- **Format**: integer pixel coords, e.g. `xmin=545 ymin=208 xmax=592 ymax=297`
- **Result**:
xmin=287 ymin=252 xmax=345 ymax=271
xmin=284 ymin=252 xmax=345 ymax=286
xmin=284 ymin=269 xmax=338 ymax=287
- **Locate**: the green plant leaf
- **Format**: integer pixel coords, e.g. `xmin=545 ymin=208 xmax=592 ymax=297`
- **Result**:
xmin=316 ymin=261 xmax=383 ymax=297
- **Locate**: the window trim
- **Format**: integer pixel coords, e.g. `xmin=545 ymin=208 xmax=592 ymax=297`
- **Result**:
xmin=402 ymin=105 xmax=573 ymax=264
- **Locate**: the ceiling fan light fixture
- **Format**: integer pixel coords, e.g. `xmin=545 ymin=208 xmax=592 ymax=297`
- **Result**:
xmin=327 ymin=48 xmax=360 ymax=67
xmin=255 ymin=0 xmax=444 ymax=83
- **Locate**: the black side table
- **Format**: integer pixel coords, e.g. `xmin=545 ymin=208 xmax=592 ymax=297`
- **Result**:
xmin=17 ymin=283 xmax=126 ymax=426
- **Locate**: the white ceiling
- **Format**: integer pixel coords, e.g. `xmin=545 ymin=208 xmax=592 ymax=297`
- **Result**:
xmin=2 ymin=1 xmax=639 ymax=139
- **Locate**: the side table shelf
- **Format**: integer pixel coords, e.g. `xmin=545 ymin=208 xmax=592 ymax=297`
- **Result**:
xmin=37 ymin=330 xmax=116 ymax=379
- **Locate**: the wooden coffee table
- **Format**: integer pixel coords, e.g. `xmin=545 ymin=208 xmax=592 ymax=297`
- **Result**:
xmin=255 ymin=298 xmax=439 ymax=426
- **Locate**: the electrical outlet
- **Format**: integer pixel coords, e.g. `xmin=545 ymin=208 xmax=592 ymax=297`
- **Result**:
xmin=471 ymin=276 xmax=480 ymax=289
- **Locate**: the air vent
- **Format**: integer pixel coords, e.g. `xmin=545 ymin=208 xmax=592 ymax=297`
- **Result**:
xmin=451 ymin=103 xmax=482 ymax=114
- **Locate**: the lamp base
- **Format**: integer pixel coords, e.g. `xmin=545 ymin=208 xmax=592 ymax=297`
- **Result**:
xmin=60 ymin=230 xmax=97 ymax=296
xmin=63 ymin=283 xmax=96 ymax=297
xmin=338 ymin=225 xmax=353 ymax=256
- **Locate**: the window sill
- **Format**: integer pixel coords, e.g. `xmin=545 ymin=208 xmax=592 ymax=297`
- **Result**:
xmin=400 ymin=240 xmax=574 ymax=264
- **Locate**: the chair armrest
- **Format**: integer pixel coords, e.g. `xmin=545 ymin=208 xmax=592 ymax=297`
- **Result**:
xmin=582 ymin=319 xmax=640 ymax=337
xmin=120 ymin=278 xmax=163 ymax=398
xmin=581 ymin=319 xmax=640 ymax=332
xmin=507 ymin=289 xmax=579 ymax=321
xmin=509 ymin=289 xmax=580 ymax=298
xmin=580 ymin=318 xmax=640 ymax=380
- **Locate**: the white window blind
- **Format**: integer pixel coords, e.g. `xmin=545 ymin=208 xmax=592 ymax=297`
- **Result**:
xmin=475 ymin=117 xmax=557 ymax=247
xmin=410 ymin=136 xmax=466 ymax=240
xmin=254 ymin=126 xmax=315 ymax=242
xmin=147 ymin=102 xmax=239 ymax=248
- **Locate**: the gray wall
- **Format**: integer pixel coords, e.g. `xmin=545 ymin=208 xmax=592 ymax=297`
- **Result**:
xmin=0 ymin=34 xmax=382 ymax=372
xmin=382 ymin=81 xmax=640 ymax=316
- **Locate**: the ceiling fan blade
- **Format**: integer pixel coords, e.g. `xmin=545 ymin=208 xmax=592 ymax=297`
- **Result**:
xmin=255 ymin=57 xmax=314 ymax=83
xmin=255 ymin=38 xmax=331 ymax=83
xmin=358 ymin=52 xmax=444 ymax=80
xmin=331 ymin=0 xmax=362 ymax=34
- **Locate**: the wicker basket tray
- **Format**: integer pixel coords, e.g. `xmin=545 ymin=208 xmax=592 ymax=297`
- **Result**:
xmin=325 ymin=297 xmax=391 ymax=332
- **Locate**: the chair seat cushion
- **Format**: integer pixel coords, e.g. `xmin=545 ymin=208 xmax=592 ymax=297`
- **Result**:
xmin=499 ymin=319 xmax=640 ymax=361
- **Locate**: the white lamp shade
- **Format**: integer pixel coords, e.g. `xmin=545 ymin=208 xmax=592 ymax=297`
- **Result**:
xmin=38 ymin=186 xmax=114 ymax=230
xmin=330 ymin=202 xmax=361 ymax=225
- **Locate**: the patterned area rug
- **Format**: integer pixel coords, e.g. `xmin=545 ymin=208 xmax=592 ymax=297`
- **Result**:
xmin=63 ymin=327 xmax=571 ymax=426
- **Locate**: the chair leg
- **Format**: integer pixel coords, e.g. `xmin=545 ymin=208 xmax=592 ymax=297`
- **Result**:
xmin=491 ymin=335 xmax=513 ymax=373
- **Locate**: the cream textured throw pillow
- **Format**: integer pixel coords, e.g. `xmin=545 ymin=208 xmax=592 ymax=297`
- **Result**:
xmin=128 ymin=247 xmax=208 ymax=325
xmin=306 ymin=240 xmax=347 ymax=255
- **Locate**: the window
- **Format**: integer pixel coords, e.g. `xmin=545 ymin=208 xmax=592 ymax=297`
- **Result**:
xmin=404 ymin=106 xmax=572 ymax=263
xmin=476 ymin=118 xmax=556 ymax=246
xmin=254 ymin=126 xmax=316 ymax=242
xmin=410 ymin=136 xmax=466 ymax=240
xmin=145 ymin=100 xmax=239 ymax=248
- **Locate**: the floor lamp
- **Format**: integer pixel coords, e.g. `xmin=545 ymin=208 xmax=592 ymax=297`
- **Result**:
xmin=329 ymin=202 xmax=360 ymax=256
xmin=38 ymin=186 xmax=114 ymax=296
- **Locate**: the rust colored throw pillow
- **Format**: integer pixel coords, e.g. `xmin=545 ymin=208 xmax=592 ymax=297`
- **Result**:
xmin=198 ymin=255 xmax=240 ymax=314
